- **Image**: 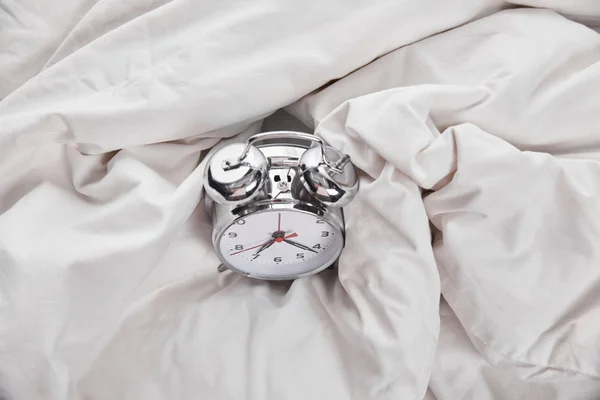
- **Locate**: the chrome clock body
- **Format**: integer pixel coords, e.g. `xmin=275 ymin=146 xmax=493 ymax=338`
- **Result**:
xmin=203 ymin=131 xmax=358 ymax=280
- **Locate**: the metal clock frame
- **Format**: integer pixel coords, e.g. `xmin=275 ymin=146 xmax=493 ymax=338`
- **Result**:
xmin=204 ymin=131 xmax=352 ymax=280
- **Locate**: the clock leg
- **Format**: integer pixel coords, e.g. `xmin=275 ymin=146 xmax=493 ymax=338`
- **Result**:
xmin=217 ymin=263 xmax=228 ymax=273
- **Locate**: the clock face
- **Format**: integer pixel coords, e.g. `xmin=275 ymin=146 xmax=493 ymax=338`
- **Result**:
xmin=217 ymin=209 xmax=344 ymax=279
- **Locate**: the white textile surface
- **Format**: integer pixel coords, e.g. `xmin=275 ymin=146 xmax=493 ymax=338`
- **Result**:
xmin=1 ymin=1 xmax=600 ymax=399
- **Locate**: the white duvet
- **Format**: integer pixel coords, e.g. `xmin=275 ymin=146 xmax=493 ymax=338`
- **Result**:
xmin=2 ymin=1 xmax=600 ymax=399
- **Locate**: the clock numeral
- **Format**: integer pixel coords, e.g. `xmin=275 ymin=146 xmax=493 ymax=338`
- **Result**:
xmin=228 ymin=232 xmax=237 ymax=238
xmin=296 ymin=253 xmax=304 ymax=259
xmin=236 ymin=219 xmax=246 ymax=225
xmin=235 ymin=245 xmax=243 ymax=250
xmin=321 ymin=231 xmax=329 ymax=237
xmin=316 ymin=219 xmax=325 ymax=224
xmin=313 ymin=244 xmax=321 ymax=249
xmin=274 ymin=257 xmax=282 ymax=263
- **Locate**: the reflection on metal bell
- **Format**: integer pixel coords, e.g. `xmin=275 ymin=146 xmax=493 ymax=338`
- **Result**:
xmin=204 ymin=142 xmax=268 ymax=205
xmin=299 ymin=145 xmax=358 ymax=207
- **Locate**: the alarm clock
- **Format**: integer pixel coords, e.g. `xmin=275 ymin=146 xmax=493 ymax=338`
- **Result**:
xmin=203 ymin=130 xmax=358 ymax=280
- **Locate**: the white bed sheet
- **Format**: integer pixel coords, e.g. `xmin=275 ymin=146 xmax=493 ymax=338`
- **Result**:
xmin=1 ymin=1 xmax=600 ymax=399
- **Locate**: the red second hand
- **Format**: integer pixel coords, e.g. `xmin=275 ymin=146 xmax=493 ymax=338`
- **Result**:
xmin=276 ymin=232 xmax=297 ymax=243
xmin=229 ymin=240 xmax=274 ymax=256
xmin=230 ymin=232 xmax=298 ymax=255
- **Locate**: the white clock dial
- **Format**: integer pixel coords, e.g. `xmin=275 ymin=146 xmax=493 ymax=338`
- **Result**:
xmin=217 ymin=209 xmax=344 ymax=278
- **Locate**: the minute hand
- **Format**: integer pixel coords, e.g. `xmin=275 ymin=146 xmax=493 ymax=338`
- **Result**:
xmin=282 ymin=239 xmax=318 ymax=253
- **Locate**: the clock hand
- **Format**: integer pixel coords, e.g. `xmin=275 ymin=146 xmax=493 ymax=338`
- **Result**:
xmin=277 ymin=232 xmax=298 ymax=241
xmin=252 ymin=240 xmax=275 ymax=258
xmin=277 ymin=213 xmax=281 ymax=232
xmin=230 ymin=238 xmax=275 ymax=256
xmin=229 ymin=232 xmax=298 ymax=256
xmin=282 ymin=238 xmax=318 ymax=253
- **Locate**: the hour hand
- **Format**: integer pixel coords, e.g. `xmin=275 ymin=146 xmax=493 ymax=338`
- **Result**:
xmin=282 ymin=239 xmax=318 ymax=253
xmin=252 ymin=240 xmax=275 ymax=259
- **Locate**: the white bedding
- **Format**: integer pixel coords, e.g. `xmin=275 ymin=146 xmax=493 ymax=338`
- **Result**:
xmin=1 ymin=1 xmax=600 ymax=399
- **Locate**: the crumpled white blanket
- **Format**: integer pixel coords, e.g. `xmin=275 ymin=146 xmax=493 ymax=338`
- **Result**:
xmin=1 ymin=0 xmax=600 ymax=399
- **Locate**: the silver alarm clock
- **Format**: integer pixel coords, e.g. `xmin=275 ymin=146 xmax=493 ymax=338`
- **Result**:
xmin=203 ymin=130 xmax=359 ymax=280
